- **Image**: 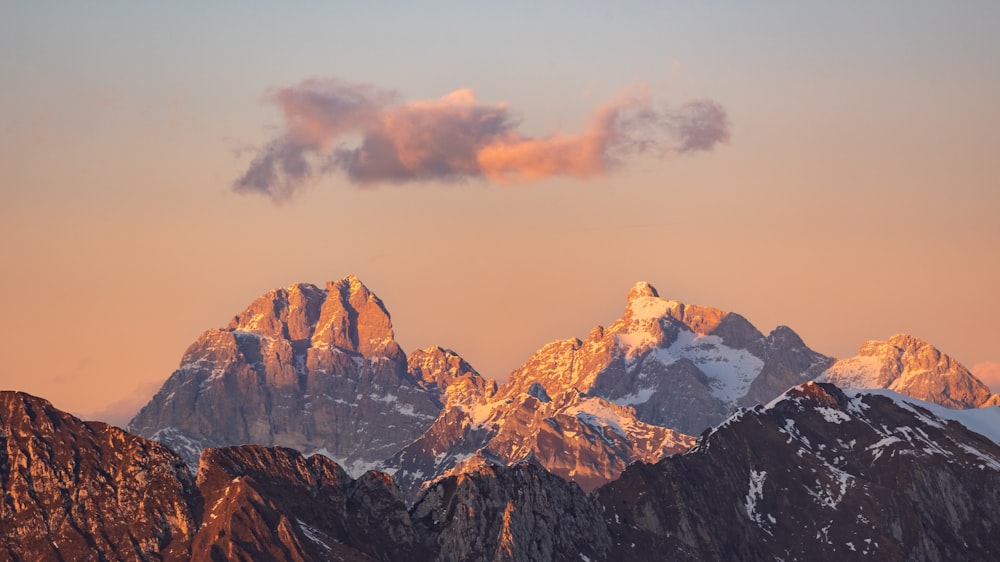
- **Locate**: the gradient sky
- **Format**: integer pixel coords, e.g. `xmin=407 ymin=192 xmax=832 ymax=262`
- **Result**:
xmin=2 ymin=1 xmax=999 ymax=426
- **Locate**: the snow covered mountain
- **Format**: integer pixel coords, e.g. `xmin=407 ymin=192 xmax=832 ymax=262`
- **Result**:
xmin=499 ymin=281 xmax=832 ymax=435
xmin=821 ymin=333 xmax=1000 ymax=409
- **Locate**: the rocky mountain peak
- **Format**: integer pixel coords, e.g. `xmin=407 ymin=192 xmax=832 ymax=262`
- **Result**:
xmin=130 ymin=275 xmax=441 ymax=475
xmin=496 ymin=283 xmax=828 ymax=438
xmin=221 ymin=275 xmax=400 ymax=359
xmin=226 ymin=282 xmax=326 ymax=341
xmin=823 ymin=333 xmax=997 ymax=409
xmin=314 ymin=275 xmax=401 ymax=358
xmin=407 ymin=346 xmax=495 ymax=405
xmin=627 ymin=281 xmax=659 ymax=302
xmin=782 ymin=381 xmax=849 ymax=409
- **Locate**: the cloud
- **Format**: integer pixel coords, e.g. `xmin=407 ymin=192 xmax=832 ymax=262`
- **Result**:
xmin=73 ymin=378 xmax=164 ymax=429
xmin=972 ymin=362 xmax=1000 ymax=393
xmin=234 ymin=78 xmax=730 ymax=202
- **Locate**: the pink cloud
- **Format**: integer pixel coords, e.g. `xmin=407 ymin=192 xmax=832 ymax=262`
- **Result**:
xmin=972 ymin=362 xmax=1000 ymax=393
xmin=234 ymin=78 xmax=730 ymax=202
xmin=73 ymin=378 xmax=164 ymax=429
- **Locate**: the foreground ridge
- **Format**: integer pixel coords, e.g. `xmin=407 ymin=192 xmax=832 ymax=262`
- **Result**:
xmin=6 ymin=385 xmax=1000 ymax=561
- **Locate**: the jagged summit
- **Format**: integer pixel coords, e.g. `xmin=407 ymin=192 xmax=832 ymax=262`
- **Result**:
xmin=821 ymin=333 xmax=999 ymax=409
xmin=129 ymin=275 xmax=447 ymax=474
xmin=500 ymin=283 xmax=832 ymax=435
xmin=627 ymin=281 xmax=659 ymax=301
xmin=224 ymin=275 xmax=400 ymax=359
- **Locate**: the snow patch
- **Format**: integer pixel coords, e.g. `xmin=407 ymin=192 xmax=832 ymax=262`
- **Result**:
xmin=816 ymin=406 xmax=851 ymax=425
xmin=867 ymin=436 xmax=903 ymax=461
xmin=847 ymin=389 xmax=1000 ymax=446
xmin=297 ymin=520 xmax=332 ymax=551
xmin=821 ymin=354 xmax=886 ymax=389
xmin=617 ymin=387 xmax=656 ymax=406
xmin=744 ymin=470 xmax=769 ymax=531
xmin=647 ymin=331 xmax=764 ymax=407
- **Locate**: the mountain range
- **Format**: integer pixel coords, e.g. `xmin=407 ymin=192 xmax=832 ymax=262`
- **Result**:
xmin=128 ymin=276 xmax=996 ymax=498
xmin=4 ymin=275 xmax=999 ymax=560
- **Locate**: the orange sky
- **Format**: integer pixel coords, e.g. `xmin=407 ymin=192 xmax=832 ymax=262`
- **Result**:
xmin=1 ymin=3 xmax=998 ymax=425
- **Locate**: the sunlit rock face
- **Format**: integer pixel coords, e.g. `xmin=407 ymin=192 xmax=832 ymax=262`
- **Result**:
xmin=128 ymin=276 xmax=445 ymax=475
xmin=1 ymin=393 xmax=427 ymax=561
xmin=385 ymin=384 xmax=694 ymax=500
xmin=130 ymin=279 xmax=832 ymax=500
xmin=0 ymin=391 xmax=198 ymax=561
xmin=500 ymin=282 xmax=833 ymax=435
xmin=381 ymin=282 xmax=829 ymax=499
xmin=129 ymin=277 xmax=695 ymax=499
xmin=597 ymin=382 xmax=1000 ymax=561
xmin=822 ymin=333 xmax=1000 ymax=408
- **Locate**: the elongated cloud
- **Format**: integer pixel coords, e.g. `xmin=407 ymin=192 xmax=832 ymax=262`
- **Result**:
xmin=234 ymin=78 xmax=730 ymax=201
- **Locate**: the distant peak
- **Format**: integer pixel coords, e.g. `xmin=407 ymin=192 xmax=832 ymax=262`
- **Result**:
xmin=331 ymin=274 xmax=368 ymax=294
xmin=627 ymin=281 xmax=659 ymax=302
xmin=887 ymin=333 xmax=929 ymax=349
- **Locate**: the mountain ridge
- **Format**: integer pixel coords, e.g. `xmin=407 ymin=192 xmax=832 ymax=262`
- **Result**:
xmin=127 ymin=275 xmax=998 ymax=501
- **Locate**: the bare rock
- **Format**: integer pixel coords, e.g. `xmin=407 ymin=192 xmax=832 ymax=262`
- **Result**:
xmin=129 ymin=276 xmax=441 ymax=474
xmin=0 ymin=391 xmax=198 ymax=561
xmin=823 ymin=333 xmax=994 ymax=409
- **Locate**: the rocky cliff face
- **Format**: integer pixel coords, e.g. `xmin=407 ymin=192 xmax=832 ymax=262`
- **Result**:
xmin=385 ymin=385 xmax=693 ymax=499
xmin=3 ymin=391 xmax=431 ymax=561
xmin=130 ymin=278 xmax=698 ymax=499
xmin=822 ymin=333 xmax=1000 ymax=408
xmin=502 ymin=282 xmax=832 ymax=436
xmin=1 ymin=391 xmax=198 ymax=561
xmin=596 ymin=382 xmax=1000 ymax=561
xmin=128 ymin=276 xmax=445 ymax=474
xmin=123 ymin=277 xmax=1000 ymax=546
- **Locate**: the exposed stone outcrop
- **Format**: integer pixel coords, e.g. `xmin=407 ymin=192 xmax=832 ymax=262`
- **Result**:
xmin=1 ymin=391 xmax=198 ymax=561
xmin=128 ymin=276 xmax=443 ymax=474
xmin=385 ymin=383 xmax=693 ymax=499
xmin=501 ymin=282 xmax=831 ymax=435
xmin=822 ymin=333 xmax=999 ymax=409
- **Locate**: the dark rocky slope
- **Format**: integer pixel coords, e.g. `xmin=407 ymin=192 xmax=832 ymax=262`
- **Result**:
xmin=597 ymin=382 xmax=1000 ymax=561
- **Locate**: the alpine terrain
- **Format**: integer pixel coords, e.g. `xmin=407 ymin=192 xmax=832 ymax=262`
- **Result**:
xmin=5 ymin=380 xmax=1000 ymax=561
xmin=129 ymin=276 xmax=697 ymax=495
xmin=821 ymin=333 xmax=1000 ymax=408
